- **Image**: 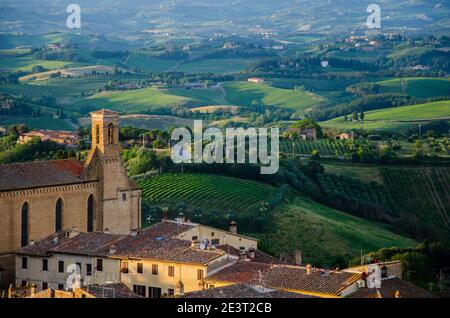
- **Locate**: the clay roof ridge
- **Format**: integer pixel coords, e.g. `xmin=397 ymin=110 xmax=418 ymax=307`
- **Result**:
xmin=0 ymin=158 xmax=80 ymax=168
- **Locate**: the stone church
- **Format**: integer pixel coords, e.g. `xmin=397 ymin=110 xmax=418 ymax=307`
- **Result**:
xmin=0 ymin=109 xmax=141 ymax=286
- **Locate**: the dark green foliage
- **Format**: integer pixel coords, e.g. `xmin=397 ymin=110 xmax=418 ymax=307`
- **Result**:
xmin=316 ymin=173 xmax=398 ymax=222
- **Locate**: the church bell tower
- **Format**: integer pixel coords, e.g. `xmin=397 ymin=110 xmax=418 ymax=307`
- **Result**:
xmin=83 ymin=109 xmax=141 ymax=234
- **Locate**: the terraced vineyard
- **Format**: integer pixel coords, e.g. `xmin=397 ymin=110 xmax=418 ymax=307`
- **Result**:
xmin=280 ymin=140 xmax=377 ymax=158
xmin=382 ymin=167 xmax=450 ymax=241
xmin=138 ymin=173 xmax=277 ymax=212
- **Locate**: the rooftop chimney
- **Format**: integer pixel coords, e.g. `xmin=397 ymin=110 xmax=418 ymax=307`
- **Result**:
xmin=176 ymin=212 xmax=185 ymax=223
xmin=229 ymin=221 xmax=237 ymax=234
xmin=248 ymin=248 xmax=256 ymax=260
xmin=109 ymin=245 xmax=117 ymax=254
xmin=130 ymin=229 xmax=138 ymax=236
xmin=306 ymin=264 xmax=312 ymax=274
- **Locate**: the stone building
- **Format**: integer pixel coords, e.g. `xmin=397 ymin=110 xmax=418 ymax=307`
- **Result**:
xmin=0 ymin=109 xmax=141 ymax=287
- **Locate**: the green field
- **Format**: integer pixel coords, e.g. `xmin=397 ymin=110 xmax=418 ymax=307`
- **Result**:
xmin=375 ymin=78 xmax=450 ymax=99
xmin=77 ymin=87 xmax=192 ymax=113
xmin=323 ymin=100 xmax=450 ymax=131
xmin=174 ymin=58 xmax=260 ymax=74
xmin=138 ymin=173 xmax=277 ymax=213
xmin=280 ymin=139 xmax=377 ymax=158
xmin=0 ymin=55 xmax=82 ymax=72
xmin=0 ymin=116 xmax=74 ymax=130
xmin=125 ymin=53 xmax=179 ymax=72
xmin=382 ymin=167 xmax=450 ymax=241
xmin=256 ymin=196 xmax=416 ymax=266
xmin=222 ymin=81 xmax=325 ymax=111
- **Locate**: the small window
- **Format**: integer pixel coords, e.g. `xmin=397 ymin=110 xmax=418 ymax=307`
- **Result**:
xmin=211 ymin=239 xmax=220 ymax=246
xmin=133 ymin=285 xmax=146 ymax=297
xmin=211 ymin=232 xmax=215 ymax=237
xmin=95 ymin=125 xmax=100 ymax=144
xmin=96 ymin=259 xmax=103 ymax=272
xmin=381 ymin=266 xmax=388 ymax=278
xmin=168 ymin=289 xmax=174 ymax=296
xmin=191 ymin=236 xmax=198 ymax=241
xmin=42 ymin=259 xmax=48 ymax=271
xmin=58 ymin=261 xmax=64 ymax=273
xmin=21 ymin=280 xmax=27 ymax=287
xmin=76 ymin=262 xmax=82 ymax=275
xmin=86 ymin=264 xmax=92 ymax=276
xmin=197 ymin=269 xmax=204 ymax=280
xmin=152 ymin=264 xmax=158 ymax=275
xmin=137 ymin=262 xmax=143 ymax=274
xmin=168 ymin=266 xmax=175 ymax=277
xmin=58 ymin=284 xmax=64 ymax=290
xmin=22 ymin=257 xmax=28 ymax=269
xmin=42 ymin=282 xmax=48 ymax=290
xmin=122 ymin=193 xmax=127 ymax=201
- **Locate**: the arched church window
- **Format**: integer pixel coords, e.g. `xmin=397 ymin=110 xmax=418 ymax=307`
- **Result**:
xmin=95 ymin=125 xmax=100 ymax=144
xmin=108 ymin=123 xmax=114 ymax=144
xmin=87 ymin=195 xmax=94 ymax=232
xmin=21 ymin=202 xmax=29 ymax=247
xmin=55 ymin=198 xmax=63 ymax=232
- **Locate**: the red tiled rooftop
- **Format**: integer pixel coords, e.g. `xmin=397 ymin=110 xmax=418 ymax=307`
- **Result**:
xmin=17 ymin=226 xmax=224 ymax=266
xmin=206 ymin=261 xmax=361 ymax=297
xmin=346 ymin=277 xmax=434 ymax=298
xmin=184 ymin=284 xmax=315 ymax=298
xmin=0 ymin=159 xmax=90 ymax=191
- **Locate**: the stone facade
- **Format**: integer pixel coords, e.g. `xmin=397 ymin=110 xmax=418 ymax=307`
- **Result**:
xmin=83 ymin=109 xmax=141 ymax=234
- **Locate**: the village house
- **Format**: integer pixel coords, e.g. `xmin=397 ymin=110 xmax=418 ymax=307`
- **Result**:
xmin=283 ymin=128 xmax=317 ymax=141
xmin=247 ymin=77 xmax=265 ymax=84
xmin=12 ymin=219 xmax=260 ymax=298
xmin=336 ymin=132 xmax=356 ymax=140
xmin=0 ymin=109 xmax=142 ymax=287
xmin=18 ymin=129 xmax=80 ymax=147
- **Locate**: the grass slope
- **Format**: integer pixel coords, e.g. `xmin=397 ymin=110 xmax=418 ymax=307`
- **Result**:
xmin=375 ymin=78 xmax=450 ymax=99
xmin=78 ymin=87 xmax=192 ymax=113
xmin=256 ymin=196 xmax=416 ymax=266
xmin=222 ymin=81 xmax=325 ymax=111
xmin=323 ymin=100 xmax=450 ymax=131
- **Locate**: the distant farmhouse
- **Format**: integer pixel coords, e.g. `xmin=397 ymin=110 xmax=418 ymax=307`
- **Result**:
xmin=247 ymin=77 xmax=265 ymax=84
xmin=284 ymin=128 xmax=317 ymax=141
xmin=336 ymin=132 xmax=356 ymax=140
xmin=19 ymin=130 xmax=79 ymax=147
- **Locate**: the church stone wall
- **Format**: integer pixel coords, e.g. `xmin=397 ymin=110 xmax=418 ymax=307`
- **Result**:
xmin=0 ymin=182 xmax=99 ymax=254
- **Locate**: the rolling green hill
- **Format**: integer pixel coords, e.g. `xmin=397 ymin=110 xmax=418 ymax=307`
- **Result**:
xmin=323 ymin=100 xmax=450 ymax=131
xmin=0 ymin=116 xmax=74 ymax=131
xmin=67 ymin=81 xmax=326 ymax=114
xmin=256 ymin=196 xmax=416 ymax=266
xmin=77 ymin=87 xmax=192 ymax=113
xmin=222 ymin=81 xmax=325 ymax=111
xmin=375 ymin=78 xmax=450 ymax=99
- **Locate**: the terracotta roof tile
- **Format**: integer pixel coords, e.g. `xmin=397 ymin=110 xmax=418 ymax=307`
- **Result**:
xmin=347 ymin=277 xmax=434 ymax=298
xmin=184 ymin=284 xmax=315 ymax=298
xmin=0 ymin=159 xmax=89 ymax=191
xmin=17 ymin=227 xmax=223 ymax=266
xmin=82 ymin=283 xmax=142 ymax=298
xmin=206 ymin=261 xmax=361 ymax=297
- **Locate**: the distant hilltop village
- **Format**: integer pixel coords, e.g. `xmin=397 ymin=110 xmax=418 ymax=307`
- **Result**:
xmin=0 ymin=109 xmax=433 ymax=299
